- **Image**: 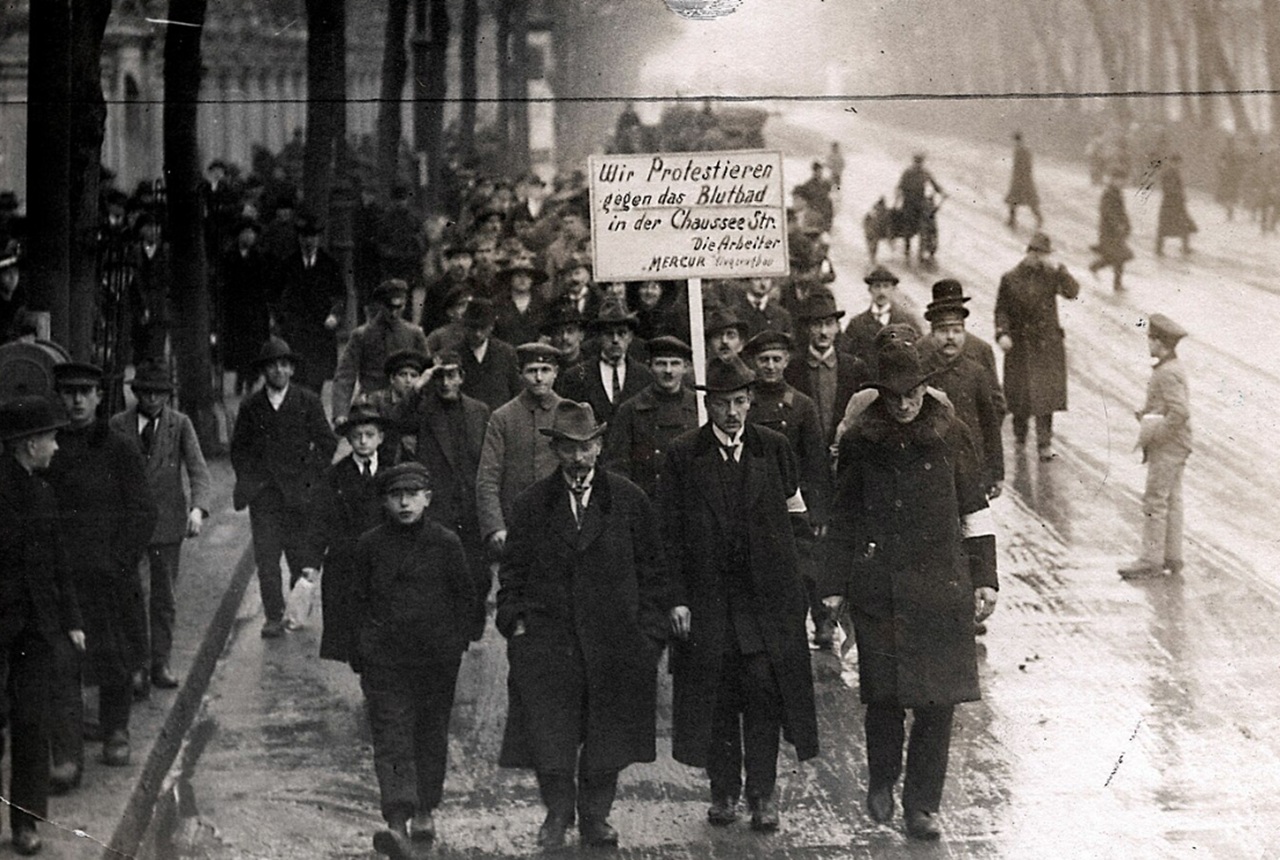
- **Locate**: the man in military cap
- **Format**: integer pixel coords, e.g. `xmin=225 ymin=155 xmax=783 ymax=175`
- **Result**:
xmin=786 ymin=289 xmax=869 ymax=446
xmin=1119 ymin=314 xmax=1191 ymax=579
xmin=109 ymin=360 xmax=212 ymax=690
xmin=476 ymin=342 xmax=565 ymax=559
xmin=274 ymin=217 xmax=346 ymax=395
xmin=0 ymin=396 xmax=84 ymax=855
xmin=352 ymin=461 xmax=481 ymax=858
xmin=230 ymin=338 xmax=337 ymax=639
xmin=540 ymin=299 xmax=589 ymax=376
xmin=556 ymin=297 xmax=653 ymax=433
xmin=458 ymin=297 xmax=522 ymax=411
xmin=497 ymin=401 xmax=669 ymax=849
xmin=661 ymin=355 xmax=819 ymax=833
xmin=838 ymin=266 xmax=923 ymax=367
xmin=603 ymin=335 xmax=699 ymax=499
xmin=704 ymin=304 xmax=750 ymax=363
xmin=332 ymin=279 xmax=430 ymax=424
xmin=45 ymin=362 xmax=157 ymax=778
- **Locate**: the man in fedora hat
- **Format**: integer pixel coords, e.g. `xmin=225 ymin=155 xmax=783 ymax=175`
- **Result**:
xmin=994 ymin=231 xmax=1080 ymax=461
xmin=351 ymin=461 xmax=482 ymax=858
xmin=786 ymin=289 xmax=870 ymax=446
xmin=704 ymin=303 xmax=750 ymax=363
xmin=661 ymin=355 xmax=819 ymax=834
xmin=109 ymin=361 xmax=212 ymax=690
xmin=0 ymin=396 xmax=84 ymax=855
xmin=498 ymin=400 xmax=670 ymax=849
xmin=730 ymin=277 xmax=794 ymax=342
xmin=603 ymin=335 xmax=699 ymax=499
xmin=1119 ymin=313 xmax=1191 ymax=579
xmin=556 ymin=297 xmax=653 ymax=432
xmin=231 ymin=337 xmax=337 ymax=639
xmin=458 ymin=297 xmax=522 ymax=411
xmin=274 ymin=216 xmax=346 ymax=394
xmin=823 ymin=341 xmax=999 ymax=841
xmin=918 ymin=286 xmax=1006 ymax=500
xmin=493 ymin=258 xmax=549 ymax=348
xmin=838 ymin=266 xmax=923 ymax=367
xmin=476 ymin=342 xmax=566 ymax=559
xmin=45 ymin=362 xmax=157 ymax=778
xmin=540 ymin=298 xmax=589 ymax=375
xmin=332 ymin=279 xmax=429 ymax=424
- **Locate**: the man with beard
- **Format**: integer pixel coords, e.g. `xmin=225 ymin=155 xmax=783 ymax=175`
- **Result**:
xmin=332 ymin=279 xmax=430 ymax=424
xmin=602 ymin=335 xmax=698 ymax=499
xmin=556 ymin=298 xmax=653 ymax=436
xmin=786 ymin=289 xmax=868 ymax=446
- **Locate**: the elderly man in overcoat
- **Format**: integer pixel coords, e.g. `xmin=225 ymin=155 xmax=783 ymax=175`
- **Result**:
xmin=660 ymin=355 xmax=818 ymax=833
xmin=994 ymin=231 xmax=1080 ymax=461
xmin=823 ymin=341 xmax=999 ymax=841
xmin=497 ymin=401 xmax=670 ymax=849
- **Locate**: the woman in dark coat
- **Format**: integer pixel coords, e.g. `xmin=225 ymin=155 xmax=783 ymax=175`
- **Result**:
xmin=1088 ymin=169 xmax=1134 ymax=291
xmin=1156 ymin=153 xmax=1197 ymax=255
xmin=220 ymin=220 xmax=273 ymax=389
xmin=1004 ymin=131 xmax=1042 ymax=229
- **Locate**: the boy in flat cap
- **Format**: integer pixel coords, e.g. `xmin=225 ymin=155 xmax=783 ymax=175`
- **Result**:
xmin=1119 ymin=314 xmax=1191 ymax=579
xmin=352 ymin=462 xmax=480 ymax=858
xmin=332 ymin=279 xmax=429 ymax=424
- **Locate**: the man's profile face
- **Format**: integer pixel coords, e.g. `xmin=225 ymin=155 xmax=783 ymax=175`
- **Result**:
xmin=651 ymin=356 xmax=687 ymax=394
xmin=521 ymin=361 xmax=557 ymax=397
xmin=931 ymin=319 xmax=967 ymax=360
xmin=706 ymin=389 xmax=751 ymax=435
xmin=888 ymin=384 xmax=927 ymax=424
xmin=752 ymin=349 xmax=790 ymax=385
xmin=808 ymin=317 xmax=841 ymax=352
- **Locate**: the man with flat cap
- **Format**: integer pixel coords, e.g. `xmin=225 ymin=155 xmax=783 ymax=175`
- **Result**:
xmin=109 ymin=360 xmax=212 ymax=690
xmin=660 ymin=355 xmax=819 ymax=833
xmin=332 ymin=279 xmax=429 ymax=424
xmin=458 ymin=297 xmax=522 ymax=411
xmin=1119 ymin=313 xmax=1191 ymax=580
xmin=786 ymin=289 xmax=869 ymax=447
xmin=995 ymin=231 xmax=1080 ymax=461
xmin=274 ymin=216 xmax=346 ymax=394
xmin=497 ymin=400 xmax=670 ymax=849
xmin=231 ymin=337 xmax=338 ymax=639
xmin=556 ymin=297 xmax=653 ymax=434
xmin=351 ymin=461 xmax=481 ymax=858
xmin=359 ymin=349 xmax=430 ymax=459
xmin=838 ymin=266 xmax=923 ymax=367
xmin=45 ymin=362 xmax=157 ymax=779
xmin=0 ymin=396 xmax=84 ymax=855
xmin=602 ymin=335 xmax=699 ymax=500
xmin=476 ymin=342 xmax=565 ymax=560
xmin=822 ymin=340 xmax=999 ymax=841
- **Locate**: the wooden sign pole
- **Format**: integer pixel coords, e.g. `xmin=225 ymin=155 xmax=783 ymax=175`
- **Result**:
xmin=687 ymin=276 xmax=707 ymax=425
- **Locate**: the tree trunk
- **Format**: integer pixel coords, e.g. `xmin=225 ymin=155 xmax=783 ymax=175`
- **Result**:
xmin=459 ymin=0 xmax=479 ymax=161
xmin=495 ymin=0 xmax=511 ymax=152
xmin=1191 ymin=0 xmax=1252 ymax=133
xmin=1024 ymin=4 xmax=1071 ymax=95
xmin=1263 ymin=0 xmax=1280 ymax=133
xmin=304 ymin=0 xmax=347 ymax=226
xmin=163 ymin=0 xmax=218 ymax=450
xmin=423 ymin=0 xmax=450 ymax=213
xmin=377 ymin=0 xmax=409 ymax=196
xmin=1082 ymin=0 xmax=1121 ymax=93
xmin=508 ymin=0 xmax=530 ymax=175
xmin=1147 ymin=0 xmax=1167 ymax=122
xmin=67 ymin=0 xmax=112 ymax=366
xmin=25 ymin=0 xmax=72 ymax=347
xmin=1164 ymin=7 xmax=1198 ymax=121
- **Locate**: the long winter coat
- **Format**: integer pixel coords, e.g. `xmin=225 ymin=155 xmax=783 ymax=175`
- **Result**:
xmin=659 ymin=423 xmax=819 ymax=768
xmin=1005 ymin=141 xmax=1039 ymax=207
xmin=273 ymin=249 xmax=346 ymax=388
xmin=824 ymin=397 xmax=997 ymax=707
xmin=219 ymin=246 xmax=273 ymax=375
xmin=1092 ymin=185 xmax=1133 ymax=266
xmin=496 ymin=468 xmax=669 ymax=773
xmin=602 ymin=385 xmax=698 ymax=500
xmin=1157 ymin=163 xmax=1198 ymax=239
xmin=994 ymin=259 xmax=1079 ymax=417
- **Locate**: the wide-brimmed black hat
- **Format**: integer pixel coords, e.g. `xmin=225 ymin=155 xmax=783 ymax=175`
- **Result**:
xmin=540 ymin=300 xmax=587 ymax=334
xmin=461 ymin=297 xmax=496 ymax=328
xmin=864 ymin=265 xmax=900 ymax=286
xmin=703 ymin=305 xmax=748 ymax=338
xmin=696 ymin=354 xmax=757 ymax=393
xmin=0 ymin=395 xmax=68 ymax=441
xmin=794 ymin=290 xmax=845 ymax=322
xmin=496 ymin=260 xmax=548 ymax=286
xmin=744 ymin=329 xmax=794 ymax=356
xmin=335 ymin=404 xmax=390 ymax=436
xmin=253 ymin=336 xmax=302 ymax=369
xmin=539 ymin=400 xmax=607 ymax=442
xmin=53 ymin=362 xmax=104 ymax=387
xmin=516 ymin=342 xmax=563 ymax=368
xmin=378 ymin=461 xmax=433 ymax=494
xmin=384 ymin=349 xmax=429 ymax=377
xmin=129 ymin=360 xmax=174 ymax=393
xmin=860 ymin=343 xmax=933 ymax=396
xmin=588 ymin=297 xmax=639 ymax=332
xmin=647 ymin=335 xmax=693 ymax=361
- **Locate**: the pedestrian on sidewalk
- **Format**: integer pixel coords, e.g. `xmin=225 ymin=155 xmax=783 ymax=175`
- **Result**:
xmin=994 ymin=231 xmax=1080 ymax=461
xmin=45 ymin=362 xmax=157 ymax=780
xmin=1119 ymin=314 xmax=1191 ymax=580
xmin=1156 ymin=153 xmax=1197 ymax=257
xmin=230 ymin=337 xmax=337 ymax=639
xmin=1088 ymin=169 xmax=1133 ymax=291
xmin=109 ymin=360 xmax=213 ymax=691
xmin=351 ymin=462 xmax=481 ymax=859
xmin=0 ymin=396 xmax=84 ymax=856
xmin=497 ymin=401 xmax=670 ymax=849
xmin=1004 ymin=131 xmax=1043 ymax=230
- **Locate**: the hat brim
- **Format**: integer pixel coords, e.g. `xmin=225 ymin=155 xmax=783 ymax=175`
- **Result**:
xmin=797 ymin=310 xmax=846 ymax=322
xmin=924 ymin=305 xmax=970 ymax=322
xmin=129 ymin=380 xmax=174 ymax=393
xmin=335 ymin=413 xmax=391 ymax=435
xmin=539 ymin=423 xmax=608 ymax=442
xmin=858 ymin=371 xmax=934 ymax=398
xmin=0 ymin=417 xmax=69 ymax=442
xmin=253 ymin=352 xmax=303 ymax=369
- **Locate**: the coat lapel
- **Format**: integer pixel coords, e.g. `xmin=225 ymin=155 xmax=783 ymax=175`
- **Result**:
xmin=575 ymin=472 xmax=610 ymax=550
xmin=547 ymin=477 xmax=580 ymax=549
xmin=742 ymin=425 xmax=767 ymax=511
xmin=425 ymin=405 xmax=461 ymax=475
xmin=692 ymin=427 xmax=733 ymax=535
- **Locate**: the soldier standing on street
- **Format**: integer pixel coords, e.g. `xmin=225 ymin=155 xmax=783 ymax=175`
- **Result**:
xmin=661 ymin=356 xmax=819 ymax=834
xmin=497 ymin=401 xmax=670 ymax=849
xmin=352 ymin=462 xmax=481 ymax=859
xmin=0 ymin=396 xmax=84 ymax=856
xmin=331 ymin=279 xmax=429 ymax=424
xmin=995 ymin=231 xmax=1080 ymax=462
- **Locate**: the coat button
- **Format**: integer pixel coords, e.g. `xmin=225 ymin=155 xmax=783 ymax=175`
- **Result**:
xmin=894 ymin=499 xmax=903 ymax=509
xmin=923 ymin=462 xmax=932 ymax=470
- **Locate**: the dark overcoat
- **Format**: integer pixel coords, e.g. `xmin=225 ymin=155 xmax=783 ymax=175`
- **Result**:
xmin=460 ymin=337 xmax=523 ymax=412
xmin=602 ymin=385 xmax=698 ymax=499
xmin=785 ymin=348 xmax=870 ymax=445
xmin=1005 ymin=141 xmax=1039 ymax=207
xmin=994 ymin=259 xmax=1079 ymax=417
xmin=747 ymin=382 xmax=831 ymax=525
xmin=824 ymin=397 xmax=996 ymax=707
xmin=837 ymin=305 xmax=923 ymax=367
xmin=274 ymin=249 xmax=346 ymax=387
xmin=1092 ymin=185 xmax=1133 ymax=266
xmin=496 ymin=468 xmax=669 ymax=773
xmin=555 ymin=355 xmax=655 ymax=433
xmin=230 ymin=384 xmax=337 ymax=512
xmin=659 ymin=423 xmax=819 ymax=768
xmin=1157 ymin=164 xmax=1198 ymax=239
xmin=920 ymin=349 xmax=1005 ymax=487
xmin=219 ymin=246 xmax=273 ymax=374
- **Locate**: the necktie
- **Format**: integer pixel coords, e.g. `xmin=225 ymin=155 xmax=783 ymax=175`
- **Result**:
xmin=141 ymin=419 xmax=155 ymax=456
xmin=610 ymin=364 xmax=622 ymax=403
xmin=360 ymin=460 xmax=371 ymax=478
xmin=720 ymin=442 xmax=740 ymax=463
xmin=571 ymin=486 xmax=589 ymax=529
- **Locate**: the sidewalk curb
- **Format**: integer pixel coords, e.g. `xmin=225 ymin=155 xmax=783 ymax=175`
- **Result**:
xmin=101 ymin=542 xmax=257 ymax=860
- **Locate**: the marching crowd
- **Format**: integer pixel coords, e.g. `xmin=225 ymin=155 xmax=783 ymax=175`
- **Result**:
xmin=0 ymin=125 xmax=1195 ymax=858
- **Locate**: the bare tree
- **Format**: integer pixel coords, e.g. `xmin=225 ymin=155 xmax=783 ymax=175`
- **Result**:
xmin=1264 ymin=0 xmax=1280 ymax=132
xmin=377 ymin=0 xmax=410 ymax=195
xmin=459 ymin=0 xmax=480 ymax=161
xmin=1190 ymin=0 xmax=1253 ymax=133
xmin=304 ymin=0 xmax=347 ymax=222
xmin=508 ymin=0 xmax=530 ymax=175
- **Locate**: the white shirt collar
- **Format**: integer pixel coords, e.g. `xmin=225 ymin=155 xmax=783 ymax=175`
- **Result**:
xmin=472 ymin=339 xmax=489 ymax=363
xmin=711 ymin=423 xmax=744 ymax=458
xmin=599 ymin=359 xmax=626 ymax=400
xmin=353 ymin=451 xmax=379 ymax=476
xmin=137 ymin=411 xmax=159 ymax=434
xmin=564 ymin=467 xmax=595 ymax=508
xmin=266 ymin=385 xmax=289 ymax=410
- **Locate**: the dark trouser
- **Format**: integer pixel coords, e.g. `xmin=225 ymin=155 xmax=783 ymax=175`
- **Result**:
xmin=708 ymin=650 xmax=783 ymax=804
xmin=360 ymin=658 xmax=462 ymax=824
xmin=145 ymin=542 xmax=183 ymax=670
xmin=2 ymin=632 xmax=52 ymax=832
xmin=865 ymin=703 xmax=955 ymax=814
xmin=1012 ymin=413 xmax=1053 ymax=447
xmin=49 ymin=638 xmax=132 ymax=769
xmin=248 ymin=488 xmax=311 ymax=623
xmin=537 ymin=763 xmax=619 ymax=827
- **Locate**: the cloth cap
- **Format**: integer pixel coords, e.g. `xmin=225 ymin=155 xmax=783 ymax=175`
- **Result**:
xmin=373 ymin=279 xmax=410 ymax=302
xmin=378 ymin=461 xmax=433 ymax=494
xmin=744 ymin=329 xmax=794 ymax=356
xmin=517 ymin=341 xmax=562 ymax=368
xmin=696 ymin=354 xmax=757 ymax=393
xmin=539 ymin=400 xmax=607 ymax=441
xmin=1027 ymin=231 xmax=1052 ymax=253
xmin=129 ymin=360 xmax=174 ymax=392
xmin=1147 ymin=313 xmax=1188 ymax=345
xmin=53 ymin=362 xmax=104 ymax=387
xmin=253 ymin=336 xmax=302 ymax=369
xmin=0 ymin=395 xmax=68 ymax=441
xmin=384 ymin=349 xmax=429 ymax=376
xmin=864 ymin=265 xmax=900 ymax=286
xmin=647 ymin=335 xmax=693 ymax=361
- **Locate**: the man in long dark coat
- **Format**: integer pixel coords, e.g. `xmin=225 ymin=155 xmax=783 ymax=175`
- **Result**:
xmin=994 ymin=232 xmax=1080 ymax=461
xmin=787 ymin=289 xmax=869 ymax=446
xmin=1156 ymin=153 xmax=1197 ymax=256
xmin=0 ymin=397 xmax=84 ymax=855
xmin=1088 ymin=169 xmax=1133 ymax=291
xmin=823 ymin=341 xmax=998 ymax=841
xmin=1004 ymin=131 xmax=1042 ymax=229
xmin=274 ymin=218 xmax=346 ymax=393
xmin=660 ymin=355 xmax=818 ymax=833
xmin=220 ymin=219 xmax=273 ymax=391
xmin=497 ymin=401 xmax=669 ymax=849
